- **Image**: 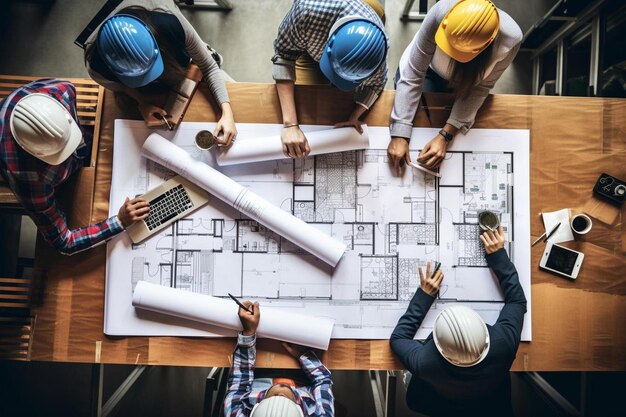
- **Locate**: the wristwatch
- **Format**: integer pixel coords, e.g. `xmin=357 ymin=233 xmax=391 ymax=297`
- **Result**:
xmin=438 ymin=129 xmax=454 ymax=143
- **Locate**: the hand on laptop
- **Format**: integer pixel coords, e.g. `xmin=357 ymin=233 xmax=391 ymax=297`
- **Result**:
xmin=118 ymin=197 xmax=150 ymax=229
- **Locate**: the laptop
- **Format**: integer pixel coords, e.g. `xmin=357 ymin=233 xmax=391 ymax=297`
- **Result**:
xmin=127 ymin=175 xmax=209 ymax=244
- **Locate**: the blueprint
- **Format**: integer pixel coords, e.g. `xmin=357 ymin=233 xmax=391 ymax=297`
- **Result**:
xmin=106 ymin=120 xmax=531 ymax=341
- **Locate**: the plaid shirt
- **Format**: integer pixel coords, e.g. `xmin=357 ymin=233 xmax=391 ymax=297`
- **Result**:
xmin=0 ymin=79 xmax=123 ymax=255
xmin=272 ymin=0 xmax=388 ymax=109
xmin=224 ymin=333 xmax=335 ymax=417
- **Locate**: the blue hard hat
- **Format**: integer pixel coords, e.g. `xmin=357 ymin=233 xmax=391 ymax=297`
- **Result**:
xmin=97 ymin=14 xmax=164 ymax=88
xmin=319 ymin=16 xmax=388 ymax=92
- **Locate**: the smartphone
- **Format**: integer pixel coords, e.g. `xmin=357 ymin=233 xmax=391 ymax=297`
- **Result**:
xmin=539 ymin=243 xmax=584 ymax=280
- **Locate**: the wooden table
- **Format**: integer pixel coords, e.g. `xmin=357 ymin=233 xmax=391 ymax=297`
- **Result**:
xmin=31 ymin=83 xmax=626 ymax=370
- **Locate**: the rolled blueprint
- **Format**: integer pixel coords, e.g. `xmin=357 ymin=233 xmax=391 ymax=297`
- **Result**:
xmin=133 ymin=281 xmax=335 ymax=350
xmin=142 ymin=133 xmax=347 ymax=266
xmin=216 ymin=126 xmax=370 ymax=166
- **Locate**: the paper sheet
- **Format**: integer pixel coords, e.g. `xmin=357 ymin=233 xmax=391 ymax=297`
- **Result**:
xmin=216 ymin=126 xmax=370 ymax=166
xmin=106 ymin=121 xmax=531 ymax=341
xmin=133 ymin=281 xmax=334 ymax=350
xmin=542 ymin=209 xmax=574 ymax=243
xmin=142 ymin=133 xmax=347 ymax=266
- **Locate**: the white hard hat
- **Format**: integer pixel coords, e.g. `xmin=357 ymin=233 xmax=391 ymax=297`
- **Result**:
xmin=10 ymin=93 xmax=82 ymax=165
xmin=433 ymin=305 xmax=490 ymax=367
xmin=250 ymin=396 xmax=304 ymax=417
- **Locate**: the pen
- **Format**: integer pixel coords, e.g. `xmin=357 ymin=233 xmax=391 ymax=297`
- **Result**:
xmin=407 ymin=161 xmax=442 ymax=178
xmin=531 ymin=221 xmax=561 ymax=247
xmin=228 ymin=293 xmax=252 ymax=313
xmin=543 ymin=221 xmax=562 ymax=242
xmin=154 ymin=113 xmax=173 ymax=131
xmin=432 ymin=261 xmax=442 ymax=276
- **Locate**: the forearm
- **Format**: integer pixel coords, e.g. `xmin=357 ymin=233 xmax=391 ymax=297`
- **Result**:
xmin=447 ymin=84 xmax=490 ymax=134
xmin=276 ymin=80 xmax=298 ymax=125
xmin=486 ymin=249 xmax=526 ymax=307
xmin=299 ymin=351 xmax=334 ymax=416
xmin=220 ymin=102 xmax=234 ymax=119
xmin=33 ymin=210 xmax=123 ymax=256
xmin=173 ymin=6 xmax=230 ymax=105
xmin=349 ymin=104 xmax=368 ymax=121
xmin=224 ymin=335 xmax=256 ymax=417
xmin=390 ymin=288 xmax=435 ymax=341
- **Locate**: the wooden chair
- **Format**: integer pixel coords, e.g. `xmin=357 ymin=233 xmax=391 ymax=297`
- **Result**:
xmin=0 ymin=75 xmax=105 ymax=207
xmin=0 ymin=276 xmax=35 ymax=360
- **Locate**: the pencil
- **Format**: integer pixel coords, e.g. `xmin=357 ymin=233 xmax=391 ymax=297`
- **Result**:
xmin=228 ymin=293 xmax=252 ymax=313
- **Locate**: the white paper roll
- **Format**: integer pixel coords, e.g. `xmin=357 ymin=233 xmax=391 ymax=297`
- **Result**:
xmin=141 ymin=133 xmax=347 ymax=266
xmin=132 ymin=281 xmax=334 ymax=350
xmin=216 ymin=126 xmax=370 ymax=166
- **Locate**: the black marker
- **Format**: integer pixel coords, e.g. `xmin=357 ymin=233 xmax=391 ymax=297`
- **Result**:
xmin=228 ymin=293 xmax=252 ymax=313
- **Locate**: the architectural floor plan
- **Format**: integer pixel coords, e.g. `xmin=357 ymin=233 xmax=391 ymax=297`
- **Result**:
xmin=106 ymin=121 xmax=531 ymax=340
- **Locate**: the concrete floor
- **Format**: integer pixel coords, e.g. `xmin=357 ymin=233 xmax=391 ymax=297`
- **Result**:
xmin=0 ymin=0 xmax=557 ymax=93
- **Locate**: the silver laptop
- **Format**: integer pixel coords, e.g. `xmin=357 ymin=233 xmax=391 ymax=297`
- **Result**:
xmin=127 ymin=175 xmax=209 ymax=244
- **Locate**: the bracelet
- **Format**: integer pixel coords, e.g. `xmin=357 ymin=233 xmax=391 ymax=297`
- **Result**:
xmin=284 ymin=123 xmax=299 ymax=129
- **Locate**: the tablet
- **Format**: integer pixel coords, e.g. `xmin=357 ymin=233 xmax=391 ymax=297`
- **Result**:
xmin=539 ymin=243 xmax=584 ymax=280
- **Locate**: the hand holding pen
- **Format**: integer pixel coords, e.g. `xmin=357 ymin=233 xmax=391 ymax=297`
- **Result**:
xmin=229 ymin=293 xmax=260 ymax=336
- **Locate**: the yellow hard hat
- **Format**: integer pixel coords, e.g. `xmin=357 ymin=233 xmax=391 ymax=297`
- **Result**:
xmin=435 ymin=0 xmax=500 ymax=63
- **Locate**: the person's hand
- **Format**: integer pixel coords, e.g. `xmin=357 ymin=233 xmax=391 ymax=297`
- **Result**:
xmin=138 ymin=103 xmax=168 ymax=127
xmin=214 ymin=111 xmax=237 ymax=147
xmin=281 ymin=342 xmax=310 ymax=359
xmin=419 ymin=261 xmax=444 ymax=297
xmin=281 ymin=125 xmax=310 ymax=158
xmin=118 ymin=197 xmax=150 ymax=229
xmin=480 ymin=226 xmax=505 ymax=254
xmin=387 ymin=137 xmax=411 ymax=175
xmin=334 ymin=119 xmax=364 ymax=134
xmin=417 ymin=134 xmax=448 ymax=168
xmin=238 ymin=301 xmax=260 ymax=336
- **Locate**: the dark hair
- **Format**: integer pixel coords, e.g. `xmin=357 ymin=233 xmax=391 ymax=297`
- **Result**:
xmin=446 ymin=42 xmax=495 ymax=100
xmin=85 ymin=6 xmax=186 ymax=88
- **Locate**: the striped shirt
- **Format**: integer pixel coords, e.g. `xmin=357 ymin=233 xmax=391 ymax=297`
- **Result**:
xmin=272 ymin=0 xmax=388 ymax=109
xmin=224 ymin=333 xmax=335 ymax=417
xmin=0 ymin=79 xmax=123 ymax=255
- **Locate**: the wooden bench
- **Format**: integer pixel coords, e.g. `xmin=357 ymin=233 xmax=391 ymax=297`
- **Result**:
xmin=0 ymin=75 xmax=105 ymax=207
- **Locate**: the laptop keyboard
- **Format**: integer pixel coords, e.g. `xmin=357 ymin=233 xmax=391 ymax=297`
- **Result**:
xmin=145 ymin=184 xmax=194 ymax=231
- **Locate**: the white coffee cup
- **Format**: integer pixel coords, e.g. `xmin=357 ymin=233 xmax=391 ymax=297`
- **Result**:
xmin=570 ymin=213 xmax=592 ymax=235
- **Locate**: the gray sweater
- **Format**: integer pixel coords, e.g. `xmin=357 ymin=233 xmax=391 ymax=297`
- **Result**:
xmin=84 ymin=0 xmax=229 ymax=106
xmin=390 ymin=0 xmax=522 ymax=139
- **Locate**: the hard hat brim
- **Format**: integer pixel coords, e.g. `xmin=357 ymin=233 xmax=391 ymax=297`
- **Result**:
xmin=434 ymin=24 xmax=481 ymax=64
xmin=116 ymin=52 xmax=164 ymax=89
xmin=319 ymin=50 xmax=361 ymax=92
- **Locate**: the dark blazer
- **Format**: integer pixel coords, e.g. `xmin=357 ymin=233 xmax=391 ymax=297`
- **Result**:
xmin=390 ymin=249 xmax=527 ymax=417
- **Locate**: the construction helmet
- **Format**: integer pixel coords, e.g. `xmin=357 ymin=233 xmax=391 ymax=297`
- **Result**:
xmin=433 ymin=305 xmax=490 ymax=367
xmin=250 ymin=396 xmax=304 ymax=417
xmin=435 ymin=0 xmax=500 ymax=63
xmin=97 ymin=14 xmax=164 ymax=88
xmin=319 ymin=16 xmax=388 ymax=92
xmin=10 ymin=93 xmax=82 ymax=166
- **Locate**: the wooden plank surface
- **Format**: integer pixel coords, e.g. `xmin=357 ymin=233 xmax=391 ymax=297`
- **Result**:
xmin=31 ymin=83 xmax=626 ymax=370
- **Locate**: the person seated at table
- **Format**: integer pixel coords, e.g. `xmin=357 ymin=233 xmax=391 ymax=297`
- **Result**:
xmin=273 ymin=0 xmax=388 ymax=158
xmin=390 ymin=226 xmax=527 ymax=417
xmin=83 ymin=0 xmax=237 ymax=145
xmin=387 ymin=0 xmax=522 ymax=172
xmin=0 ymin=79 xmax=149 ymax=255
xmin=224 ymin=300 xmax=334 ymax=417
